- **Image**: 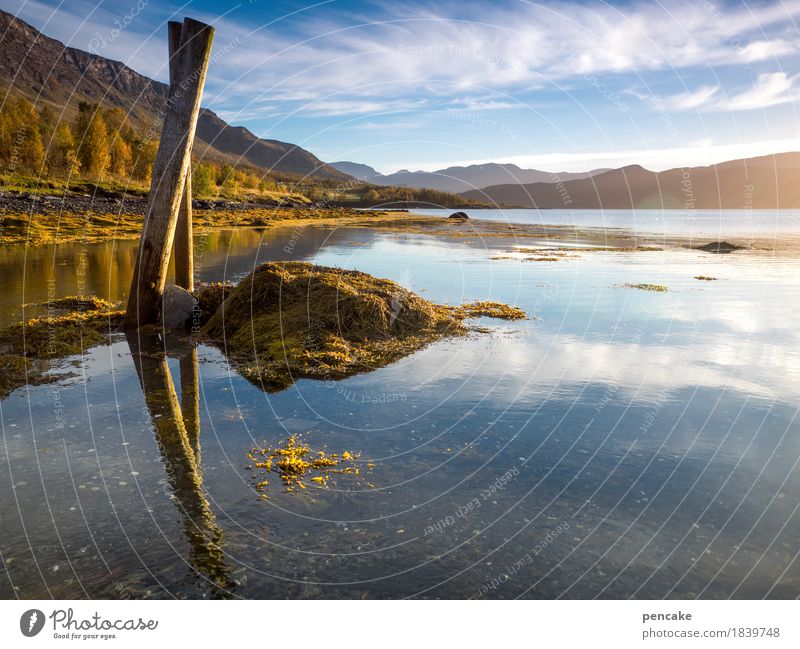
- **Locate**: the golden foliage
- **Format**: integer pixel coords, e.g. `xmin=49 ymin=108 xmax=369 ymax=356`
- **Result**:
xmin=247 ymin=434 xmax=362 ymax=494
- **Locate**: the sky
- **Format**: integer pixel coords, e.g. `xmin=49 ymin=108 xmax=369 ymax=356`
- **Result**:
xmin=3 ymin=0 xmax=800 ymax=173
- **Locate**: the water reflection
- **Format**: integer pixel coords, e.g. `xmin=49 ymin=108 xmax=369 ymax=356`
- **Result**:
xmin=0 ymin=226 xmax=342 ymax=324
xmin=2 ymin=221 xmax=800 ymax=599
xmin=126 ymin=333 xmax=231 ymax=593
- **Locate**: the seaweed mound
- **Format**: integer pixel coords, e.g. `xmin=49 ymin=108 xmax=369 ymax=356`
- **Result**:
xmin=0 ymin=309 xmax=124 ymax=397
xmin=37 ymin=295 xmax=117 ymax=311
xmin=202 ymin=262 xmax=524 ymax=390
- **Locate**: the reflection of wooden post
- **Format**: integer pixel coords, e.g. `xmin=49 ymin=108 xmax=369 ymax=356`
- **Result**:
xmin=126 ymin=333 xmax=230 ymax=589
xmin=179 ymin=345 xmax=201 ymax=462
xmin=124 ymin=18 xmax=213 ymax=328
xmin=169 ymin=21 xmax=194 ymax=292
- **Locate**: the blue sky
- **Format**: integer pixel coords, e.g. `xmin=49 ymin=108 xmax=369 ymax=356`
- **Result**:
xmin=3 ymin=0 xmax=800 ymax=173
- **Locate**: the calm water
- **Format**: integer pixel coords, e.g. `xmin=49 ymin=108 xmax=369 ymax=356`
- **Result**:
xmin=409 ymin=207 xmax=800 ymax=237
xmin=1 ymin=215 xmax=800 ymax=599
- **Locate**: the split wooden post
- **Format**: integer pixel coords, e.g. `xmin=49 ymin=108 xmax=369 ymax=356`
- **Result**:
xmin=124 ymin=18 xmax=213 ymax=328
xmin=169 ymin=20 xmax=194 ymax=293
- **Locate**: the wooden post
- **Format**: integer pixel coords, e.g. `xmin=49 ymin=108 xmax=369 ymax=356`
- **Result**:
xmin=124 ymin=18 xmax=213 ymax=328
xmin=169 ymin=21 xmax=194 ymax=292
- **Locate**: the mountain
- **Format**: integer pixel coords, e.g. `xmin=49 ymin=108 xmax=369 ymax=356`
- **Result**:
xmin=351 ymin=163 xmax=609 ymax=193
xmin=0 ymin=9 xmax=348 ymax=180
xmin=461 ymin=153 xmax=800 ymax=209
xmin=329 ymin=161 xmax=383 ymax=180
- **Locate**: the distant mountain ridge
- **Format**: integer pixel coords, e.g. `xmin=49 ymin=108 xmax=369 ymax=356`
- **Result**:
xmin=327 ymin=162 xmax=609 ymax=193
xmin=461 ymin=153 xmax=800 ymax=209
xmin=0 ymin=9 xmax=348 ymax=180
xmin=329 ymin=161 xmax=383 ymax=180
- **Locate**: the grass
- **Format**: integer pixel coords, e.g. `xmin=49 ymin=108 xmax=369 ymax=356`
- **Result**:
xmin=623 ymin=283 xmax=668 ymax=292
xmin=0 ymin=173 xmax=149 ymax=197
xmin=202 ymin=261 xmax=526 ymax=391
xmin=0 ymin=206 xmax=398 ymax=247
xmin=452 ymin=301 xmax=527 ymax=320
xmin=196 ymin=282 xmax=234 ymax=316
xmin=694 ymin=275 xmax=718 ymax=281
xmin=0 ymin=210 xmax=145 ymax=246
xmin=0 ymin=172 xmax=303 ymax=203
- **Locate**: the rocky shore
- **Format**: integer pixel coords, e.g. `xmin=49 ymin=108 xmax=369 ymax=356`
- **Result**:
xmin=0 ymin=190 xmax=308 ymax=216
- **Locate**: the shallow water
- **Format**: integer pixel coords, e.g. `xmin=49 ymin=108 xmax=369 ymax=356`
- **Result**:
xmin=409 ymin=207 xmax=800 ymax=237
xmin=1 ymin=220 xmax=799 ymax=599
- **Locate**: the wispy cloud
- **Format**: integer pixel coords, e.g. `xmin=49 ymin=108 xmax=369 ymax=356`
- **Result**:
xmin=722 ymin=72 xmax=796 ymax=110
xmin=656 ymin=85 xmax=721 ymax=110
xmin=5 ymin=0 xmax=800 ymax=120
xmin=638 ymin=72 xmax=798 ymax=113
xmin=183 ymin=0 xmax=800 ymax=118
xmin=297 ymin=99 xmax=421 ymax=116
xmin=739 ymin=39 xmax=796 ymax=63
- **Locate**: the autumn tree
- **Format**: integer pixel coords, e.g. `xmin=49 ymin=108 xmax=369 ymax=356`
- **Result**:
xmin=75 ymin=102 xmax=110 ymax=178
xmin=216 ymin=163 xmax=234 ymax=186
xmin=192 ymin=162 xmax=217 ymax=197
xmin=103 ymin=107 xmax=134 ymax=177
xmin=48 ymin=123 xmax=80 ymax=176
xmin=0 ymin=98 xmax=46 ymax=175
xmin=130 ymin=138 xmax=158 ymax=183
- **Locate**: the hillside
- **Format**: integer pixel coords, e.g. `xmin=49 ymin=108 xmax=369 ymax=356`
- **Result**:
xmin=0 ymin=9 xmax=348 ymax=180
xmin=461 ymin=153 xmax=800 ymax=209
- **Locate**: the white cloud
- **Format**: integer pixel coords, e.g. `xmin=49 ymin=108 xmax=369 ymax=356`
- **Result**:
xmin=188 ymin=0 xmax=800 ymax=117
xmin=739 ymin=39 xmax=796 ymax=63
xmin=655 ymin=85 xmax=720 ymax=110
xmin=6 ymin=0 xmax=800 ymax=121
xmin=298 ymin=99 xmax=421 ymax=116
xmin=637 ymin=73 xmax=798 ymax=113
xmin=722 ymin=72 xmax=796 ymax=110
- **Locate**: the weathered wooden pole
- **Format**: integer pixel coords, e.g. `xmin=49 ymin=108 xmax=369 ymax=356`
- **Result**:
xmin=124 ymin=18 xmax=213 ymax=328
xmin=169 ymin=20 xmax=195 ymax=293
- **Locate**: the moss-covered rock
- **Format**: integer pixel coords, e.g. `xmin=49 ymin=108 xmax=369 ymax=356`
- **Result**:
xmin=202 ymin=262 xmax=524 ymax=390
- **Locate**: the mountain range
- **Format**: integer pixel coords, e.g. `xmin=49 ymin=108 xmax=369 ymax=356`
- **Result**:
xmin=460 ymin=153 xmax=800 ymax=209
xmin=328 ymin=161 xmax=608 ymax=193
xmin=0 ymin=9 xmax=347 ymax=180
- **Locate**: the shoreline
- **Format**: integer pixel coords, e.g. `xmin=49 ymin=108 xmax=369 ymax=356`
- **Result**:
xmin=3 ymin=201 xmax=799 ymax=253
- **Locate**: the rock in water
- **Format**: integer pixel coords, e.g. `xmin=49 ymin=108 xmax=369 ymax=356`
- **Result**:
xmin=695 ymin=241 xmax=743 ymax=253
xmin=161 ymin=284 xmax=196 ymax=330
xmin=449 ymin=211 xmax=469 ymax=219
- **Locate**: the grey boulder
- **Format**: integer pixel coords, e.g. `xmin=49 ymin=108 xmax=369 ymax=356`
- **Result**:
xmin=161 ymin=284 xmax=197 ymax=330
